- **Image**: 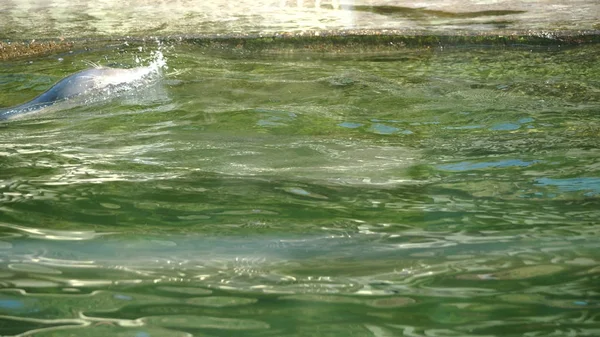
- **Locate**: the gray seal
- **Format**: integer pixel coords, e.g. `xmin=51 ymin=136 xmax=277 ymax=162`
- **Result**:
xmin=0 ymin=65 xmax=159 ymax=120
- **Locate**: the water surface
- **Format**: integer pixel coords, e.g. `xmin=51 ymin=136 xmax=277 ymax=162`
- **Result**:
xmin=0 ymin=41 xmax=599 ymax=336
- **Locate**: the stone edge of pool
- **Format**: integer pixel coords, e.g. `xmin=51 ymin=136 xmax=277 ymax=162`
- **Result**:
xmin=1 ymin=29 xmax=600 ymax=61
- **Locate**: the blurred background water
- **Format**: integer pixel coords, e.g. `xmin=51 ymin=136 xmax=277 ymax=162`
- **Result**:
xmin=1 ymin=1 xmax=600 ymax=336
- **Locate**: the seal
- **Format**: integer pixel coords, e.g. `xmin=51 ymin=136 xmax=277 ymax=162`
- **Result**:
xmin=0 ymin=65 xmax=160 ymax=120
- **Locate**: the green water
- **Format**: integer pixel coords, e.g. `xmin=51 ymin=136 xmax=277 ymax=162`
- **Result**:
xmin=0 ymin=40 xmax=599 ymax=336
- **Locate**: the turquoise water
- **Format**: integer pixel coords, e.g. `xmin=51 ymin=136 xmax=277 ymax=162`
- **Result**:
xmin=0 ymin=41 xmax=599 ymax=336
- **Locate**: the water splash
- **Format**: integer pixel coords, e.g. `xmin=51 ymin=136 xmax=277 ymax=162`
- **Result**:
xmin=0 ymin=44 xmax=169 ymax=120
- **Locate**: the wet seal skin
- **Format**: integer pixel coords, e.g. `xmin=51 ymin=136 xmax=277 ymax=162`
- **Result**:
xmin=0 ymin=65 xmax=160 ymax=120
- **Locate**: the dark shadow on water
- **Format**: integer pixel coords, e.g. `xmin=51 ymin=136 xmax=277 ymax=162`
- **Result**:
xmin=351 ymin=5 xmax=526 ymax=20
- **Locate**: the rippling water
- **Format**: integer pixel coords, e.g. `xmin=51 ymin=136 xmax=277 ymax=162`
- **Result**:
xmin=0 ymin=41 xmax=599 ymax=336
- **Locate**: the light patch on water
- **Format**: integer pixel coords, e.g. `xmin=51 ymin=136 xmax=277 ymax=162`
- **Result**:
xmin=490 ymin=122 xmax=520 ymax=131
xmin=489 ymin=116 xmax=535 ymax=131
xmin=438 ymin=159 xmax=539 ymax=171
xmin=0 ymin=222 xmax=103 ymax=241
xmin=8 ymin=264 xmax=62 ymax=275
xmin=369 ymin=123 xmax=413 ymax=135
xmin=370 ymin=123 xmax=399 ymax=134
xmin=281 ymin=187 xmax=328 ymax=199
xmin=535 ymin=177 xmax=600 ymax=196
xmin=338 ymin=121 xmax=363 ymax=128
